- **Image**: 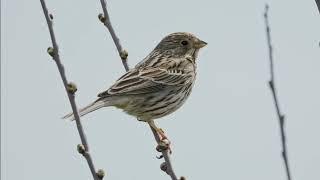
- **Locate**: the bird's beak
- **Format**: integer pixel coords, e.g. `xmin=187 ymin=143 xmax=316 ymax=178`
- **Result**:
xmin=195 ymin=40 xmax=207 ymax=49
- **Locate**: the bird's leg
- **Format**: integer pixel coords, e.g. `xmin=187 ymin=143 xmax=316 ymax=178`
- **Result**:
xmin=148 ymin=120 xmax=172 ymax=154
xmin=148 ymin=120 xmax=168 ymax=140
xmin=140 ymin=118 xmax=167 ymax=139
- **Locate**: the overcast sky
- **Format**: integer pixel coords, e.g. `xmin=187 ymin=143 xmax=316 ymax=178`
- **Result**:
xmin=2 ymin=0 xmax=320 ymax=180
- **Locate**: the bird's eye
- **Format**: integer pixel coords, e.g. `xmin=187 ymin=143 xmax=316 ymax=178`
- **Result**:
xmin=180 ymin=40 xmax=189 ymax=46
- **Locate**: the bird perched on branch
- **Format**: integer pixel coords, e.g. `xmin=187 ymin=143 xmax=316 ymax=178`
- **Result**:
xmin=63 ymin=32 xmax=207 ymax=141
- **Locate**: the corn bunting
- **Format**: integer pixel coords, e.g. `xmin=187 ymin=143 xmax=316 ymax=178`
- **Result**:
xmin=63 ymin=32 xmax=207 ymax=140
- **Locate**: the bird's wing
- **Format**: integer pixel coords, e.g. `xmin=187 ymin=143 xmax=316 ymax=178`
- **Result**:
xmin=97 ymin=67 xmax=191 ymax=97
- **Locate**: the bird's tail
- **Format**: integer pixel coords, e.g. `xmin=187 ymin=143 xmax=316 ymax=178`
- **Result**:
xmin=62 ymin=100 xmax=106 ymax=121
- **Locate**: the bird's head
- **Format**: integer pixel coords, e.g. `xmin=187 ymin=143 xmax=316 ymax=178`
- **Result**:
xmin=155 ymin=32 xmax=207 ymax=59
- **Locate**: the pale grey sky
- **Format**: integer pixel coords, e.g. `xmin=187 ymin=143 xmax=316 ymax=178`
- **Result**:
xmin=1 ymin=0 xmax=320 ymax=180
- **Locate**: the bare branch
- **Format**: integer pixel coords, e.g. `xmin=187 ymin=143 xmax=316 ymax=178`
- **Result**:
xmin=315 ymin=0 xmax=320 ymax=14
xmin=98 ymin=0 xmax=129 ymax=71
xmin=98 ymin=1 xmax=181 ymax=179
xmin=264 ymin=4 xmax=292 ymax=180
xmin=150 ymin=123 xmax=179 ymax=180
xmin=40 ymin=1 xmax=102 ymax=179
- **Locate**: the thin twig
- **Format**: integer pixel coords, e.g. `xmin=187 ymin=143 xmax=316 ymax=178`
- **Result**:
xmin=315 ymin=0 xmax=320 ymax=14
xmin=98 ymin=1 xmax=180 ymax=180
xmin=149 ymin=123 xmax=178 ymax=180
xmin=264 ymin=4 xmax=292 ymax=180
xmin=40 ymin=1 xmax=102 ymax=179
xmin=98 ymin=0 xmax=129 ymax=71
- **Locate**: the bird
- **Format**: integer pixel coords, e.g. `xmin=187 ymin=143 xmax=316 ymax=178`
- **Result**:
xmin=63 ymin=32 xmax=207 ymax=141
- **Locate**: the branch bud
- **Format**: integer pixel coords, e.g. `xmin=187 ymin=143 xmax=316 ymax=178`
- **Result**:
xmin=96 ymin=169 xmax=105 ymax=179
xmin=268 ymin=80 xmax=274 ymax=89
xmin=77 ymin=144 xmax=86 ymax=155
xmin=47 ymin=47 xmax=55 ymax=57
xmin=119 ymin=50 xmax=128 ymax=60
xmin=67 ymin=82 xmax=77 ymax=94
xmin=160 ymin=162 xmax=167 ymax=172
xmin=98 ymin=13 xmax=106 ymax=23
xmin=49 ymin=14 xmax=53 ymax=20
xmin=180 ymin=176 xmax=186 ymax=180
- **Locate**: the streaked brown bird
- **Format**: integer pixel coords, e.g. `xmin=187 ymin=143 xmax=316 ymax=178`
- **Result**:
xmin=63 ymin=32 xmax=207 ymax=140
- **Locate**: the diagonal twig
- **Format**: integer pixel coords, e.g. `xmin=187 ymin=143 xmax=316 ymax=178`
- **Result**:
xmin=97 ymin=1 xmax=180 ymax=180
xmin=264 ymin=4 xmax=292 ymax=180
xmin=98 ymin=0 xmax=129 ymax=71
xmin=149 ymin=122 xmax=179 ymax=180
xmin=40 ymin=0 xmax=103 ymax=179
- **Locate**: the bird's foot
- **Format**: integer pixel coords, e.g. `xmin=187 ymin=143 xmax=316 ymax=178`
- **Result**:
xmin=156 ymin=128 xmax=172 ymax=154
xmin=148 ymin=120 xmax=172 ymax=154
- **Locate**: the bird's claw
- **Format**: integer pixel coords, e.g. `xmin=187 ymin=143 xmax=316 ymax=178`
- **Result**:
xmin=156 ymin=137 xmax=172 ymax=154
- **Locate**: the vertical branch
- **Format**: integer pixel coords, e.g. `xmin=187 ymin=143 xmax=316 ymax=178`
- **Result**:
xmin=264 ymin=4 xmax=292 ymax=180
xmin=40 ymin=0 xmax=103 ymax=179
xmin=315 ymin=0 xmax=320 ymax=14
xmin=97 ymin=1 xmax=181 ymax=180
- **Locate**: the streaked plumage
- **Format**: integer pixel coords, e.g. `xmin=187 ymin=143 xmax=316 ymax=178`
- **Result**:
xmin=63 ymin=32 xmax=206 ymax=124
